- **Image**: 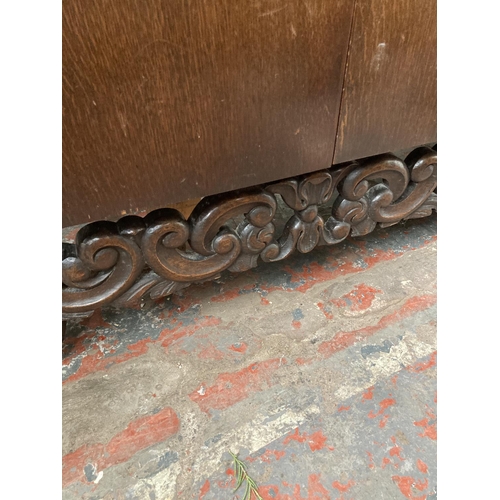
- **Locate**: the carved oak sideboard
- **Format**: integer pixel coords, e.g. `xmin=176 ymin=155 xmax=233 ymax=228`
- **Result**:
xmin=62 ymin=0 xmax=436 ymax=320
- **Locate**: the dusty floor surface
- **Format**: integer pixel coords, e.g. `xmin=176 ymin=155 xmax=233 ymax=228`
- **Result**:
xmin=63 ymin=215 xmax=437 ymax=500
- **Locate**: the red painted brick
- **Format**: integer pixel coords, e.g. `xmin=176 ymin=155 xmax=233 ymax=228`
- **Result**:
xmin=368 ymin=398 xmax=396 ymax=418
xmin=392 ymin=475 xmax=429 ymax=500
xmin=362 ymin=386 xmax=375 ymax=401
xmin=332 ymin=479 xmax=355 ymax=493
xmin=197 ymin=343 xmax=226 ymax=360
xmin=407 ymin=351 xmax=437 ymax=373
xmin=247 ymin=449 xmax=286 ymax=463
xmin=389 ymin=436 xmax=405 ymax=462
xmin=63 ymin=316 xmax=221 ymax=385
xmin=189 ymin=358 xmax=285 ymax=413
xmin=331 ymin=283 xmax=382 ymax=311
xmin=229 ymin=342 xmax=248 ymax=353
xmin=283 ymin=428 xmax=329 ymax=452
xmin=417 ymin=459 xmax=428 ymax=474
xmin=62 ymin=406 xmax=179 ymax=487
xmin=317 ymin=301 xmax=334 ymax=320
xmin=62 ymin=443 xmax=105 ymax=487
xmin=317 ymin=294 xmax=436 ymax=358
xmin=414 ymin=418 xmax=437 ymax=440
xmin=104 ymin=407 xmax=180 ymax=466
xmin=199 ymin=479 xmax=210 ymax=499
xmin=379 ymin=414 xmax=390 ymax=428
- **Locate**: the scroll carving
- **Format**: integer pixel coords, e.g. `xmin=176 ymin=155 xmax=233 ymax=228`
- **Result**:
xmin=332 ymin=146 xmax=437 ymax=236
xmin=62 ymin=146 xmax=437 ymax=319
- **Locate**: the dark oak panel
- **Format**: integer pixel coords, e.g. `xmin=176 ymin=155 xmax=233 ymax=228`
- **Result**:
xmin=333 ymin=0 xmax=436 ymax=164
xmin=63 ymin=0 xmax=354 ymax=227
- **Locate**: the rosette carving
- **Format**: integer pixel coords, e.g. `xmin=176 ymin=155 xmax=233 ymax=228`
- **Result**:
xmin=265 ymin=171 xmax=350 ymax=260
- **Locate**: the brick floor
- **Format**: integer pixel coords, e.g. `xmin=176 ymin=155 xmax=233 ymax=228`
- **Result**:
xmin=63 ymin=215 xmax=437 ymax=499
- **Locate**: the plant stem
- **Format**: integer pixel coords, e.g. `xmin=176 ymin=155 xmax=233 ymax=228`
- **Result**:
xmin=230 ymin=452 xmax=264 ymax=500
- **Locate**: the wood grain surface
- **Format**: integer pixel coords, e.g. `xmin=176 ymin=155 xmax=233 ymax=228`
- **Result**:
xmin=333 ymin=0 xmax=437 ymax=164
xmin=63 ymin=0 xmax=354 ymax=227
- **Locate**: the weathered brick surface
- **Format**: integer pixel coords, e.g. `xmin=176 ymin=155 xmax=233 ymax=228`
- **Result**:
xmin=63 ymin=216 xmax=437 ymax=499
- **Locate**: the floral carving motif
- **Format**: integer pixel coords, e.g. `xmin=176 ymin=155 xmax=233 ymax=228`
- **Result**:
xmin=62 ymin=146 xmax=437 ymax=320
xmin=265 ymin=171 xmax=350 ymax=260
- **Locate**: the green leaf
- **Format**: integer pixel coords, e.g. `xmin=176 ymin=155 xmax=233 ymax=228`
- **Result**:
xmin=227 ymin=450 xmax=263 ymax=499
xmin=234 ymin=462 xmax=244 ymax=492
xmin=243 ymin=481 xmax=251 ymax=500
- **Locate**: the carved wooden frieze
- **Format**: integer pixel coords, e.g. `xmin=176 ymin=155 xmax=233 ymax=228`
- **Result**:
xmin=62 ymin=146 xmax=437 ymax=320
